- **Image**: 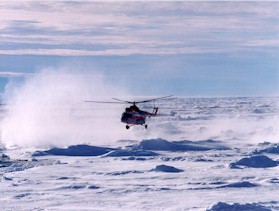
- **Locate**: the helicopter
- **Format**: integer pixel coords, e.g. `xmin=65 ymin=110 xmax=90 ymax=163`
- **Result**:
xmin=85 ymin=95 xmax=172 ymax=129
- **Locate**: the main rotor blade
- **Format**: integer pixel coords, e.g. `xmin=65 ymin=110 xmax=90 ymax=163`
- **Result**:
xmin=84 ymin=100 xmax=127 ymax=104
xmin=85 ymin=95 xmax=173 ymax=105
xmin=111 ymin=98 xmax=134 ymax=104
xmin=135 ymin=95 xmax=174 ymax=104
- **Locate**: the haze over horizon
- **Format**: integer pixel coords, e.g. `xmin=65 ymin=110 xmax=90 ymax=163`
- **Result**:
xmin=0 ymin=1 xmax=278 ymax=97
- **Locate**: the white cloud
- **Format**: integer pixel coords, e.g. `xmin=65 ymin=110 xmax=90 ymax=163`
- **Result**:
xmin=244 ymin=39 xmax=279 ymax=47
xmin=0 ymin=71 xmax=29 ymax=78
xmin=0 ymin=1 xmax=278 ymax=56
xmin=0 ymin=46 xmax=227 ymax=56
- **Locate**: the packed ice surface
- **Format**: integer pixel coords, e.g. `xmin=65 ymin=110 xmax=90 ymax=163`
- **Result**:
xmin=1 ymin=96 xmax=279 ymax=210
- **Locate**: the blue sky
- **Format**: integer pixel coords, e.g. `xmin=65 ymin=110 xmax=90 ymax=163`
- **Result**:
xmin=0 ymin=1 xmax=278 ymax=96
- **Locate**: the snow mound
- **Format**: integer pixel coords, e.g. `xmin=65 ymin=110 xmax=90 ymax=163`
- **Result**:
xmin=206 ymin=202 xmax=271 ymax=211
xmin=14 ymin=193 xmax=32 ymax=199
xmin=106 ymin=170 xmax=144 ymax=176
xmin=219 ymin=181 xmax=258 ymax=188
xmin=0 ymin=159 xmax=62 ymax=173
xmin=121 ymin=156 xmax=153 ymax=161
xmin=150 ymin=164 xmax=184 ymax=173
xmin=62 ymin=185 xmax=87 ymax=190
xmin=33 ymin=144 xmax=113 ymax=156
xmin=230 ymin=155 xmax=278 ymax=168
xmin=268 ymin=178 xmax=279 ymax=184
xmin=55 ymin=184 xmax=100 ymax=190
xmin=133 ymin=138 xmax=229 ymax=152
xmin=258 ymin=145 xmax=279 ymax=154
xmin=87 ymin=185 xmax=100 ymax=190
xmin=104 ymin=149 xmax=159 ymax=157
xmin=1 ymin=175 xmax=13 ymax=181
xmin=160 ymin=156 xmax=186 ymax=161
xmin=0 ymin=153 xmax=10 ymax=161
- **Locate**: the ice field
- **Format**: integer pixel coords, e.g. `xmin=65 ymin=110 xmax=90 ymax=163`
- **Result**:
xmin=1 ymin=1 xmax=279 ymax=210
xmin=1 ymin=96 xmax=279 ymax=210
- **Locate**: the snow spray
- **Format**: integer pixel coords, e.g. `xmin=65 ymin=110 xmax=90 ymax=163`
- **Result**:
xmin=0 ymin=65 xmax=134 ymax=147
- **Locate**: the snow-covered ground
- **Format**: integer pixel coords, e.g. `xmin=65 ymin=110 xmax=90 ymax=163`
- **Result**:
xmin=1 ymin=97 xmax=279 ymax=210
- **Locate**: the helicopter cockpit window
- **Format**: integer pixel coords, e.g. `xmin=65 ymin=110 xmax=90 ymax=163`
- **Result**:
xmin=121 ymin=112 xmax=133 ymax=121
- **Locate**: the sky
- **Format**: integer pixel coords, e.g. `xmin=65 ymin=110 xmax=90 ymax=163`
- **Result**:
xmin=0 ymin=1 xmax=279 ymax=97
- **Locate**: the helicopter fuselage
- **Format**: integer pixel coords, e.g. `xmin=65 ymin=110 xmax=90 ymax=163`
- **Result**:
xmin=121 ymin=106 xmax=158 ymax=129
xmin=121 ymin=111 xmax=145 ymax=125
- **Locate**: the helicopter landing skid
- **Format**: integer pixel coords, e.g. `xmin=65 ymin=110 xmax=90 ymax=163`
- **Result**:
xmin=126 ymin=124 xmax=148 ymax=129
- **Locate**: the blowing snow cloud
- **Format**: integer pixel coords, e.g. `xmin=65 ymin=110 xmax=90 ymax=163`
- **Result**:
xmin=1 ymin=65 xmax=132 ymax=147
